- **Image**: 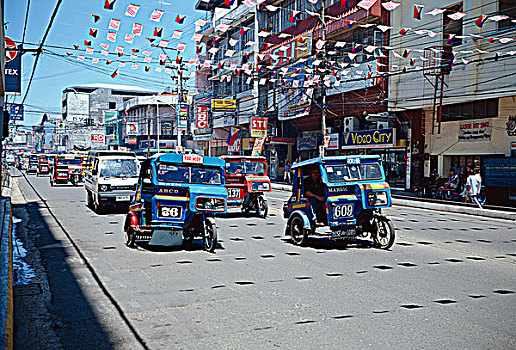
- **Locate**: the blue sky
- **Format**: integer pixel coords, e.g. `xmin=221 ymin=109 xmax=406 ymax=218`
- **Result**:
xmin=5 ymin=0 xmax=208 ymax=126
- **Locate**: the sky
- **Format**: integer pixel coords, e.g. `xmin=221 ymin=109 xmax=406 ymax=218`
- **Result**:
xmin=5 ymin=0 xmax=209 ymax=127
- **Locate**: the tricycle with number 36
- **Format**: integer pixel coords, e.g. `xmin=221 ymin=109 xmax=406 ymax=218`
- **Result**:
xmin=124 ymin=153 xmax=227 ymax=251
xmin=283 ymin=155 xmax=395 ymax=249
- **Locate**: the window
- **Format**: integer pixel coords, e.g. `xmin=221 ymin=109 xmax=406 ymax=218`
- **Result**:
xmin=499 ymin=0 xmax=516 ymax=30
xmin=441 ymin=98 xmax=498 ymax=122
xmin=109 ymin=102 xmax=117 ymax=109
xmin=326 ymin=164 xmax=382 ymax=182
xmin=443 ymin=2 xmax=463 ymax=47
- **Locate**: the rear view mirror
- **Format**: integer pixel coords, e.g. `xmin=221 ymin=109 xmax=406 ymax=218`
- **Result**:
xmin=92 ymin=169 xmax=97 ymax=175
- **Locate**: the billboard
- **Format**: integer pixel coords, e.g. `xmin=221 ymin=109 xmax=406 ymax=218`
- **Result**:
xmin=91 ymin=134 xmax=105 ymax=144
xmin=212 ymin=99 xmax=236 ymax=112
xmin=178 ymin=104 xmax=188 ymax=130
xmin=66 ymin=92 xmax=90 ymax=123
xmin=5 ymin=36 xmax=21 ymax=94
xmin=458 ymin=120 xmax=491 ymax=142
xmin=483 ymin=158 xmax=516 ymax=188
xmin=196 ymin=106 xmax=208 ymax=129
xmin=341 ymin=129 xmax=396 ymax=149
xmin=126 ymin=123 xmax=139 ymax=135
xmin=10 ymin=104 xmax=24 ymax=121
xmin=250 ymin=117 xmax=267 ymax=137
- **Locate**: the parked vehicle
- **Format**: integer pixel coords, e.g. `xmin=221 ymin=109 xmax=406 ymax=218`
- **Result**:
xmin=221 ymin=156 xmax=271 ymax=218
xmin=6 ymin=154 xmax=15 ymax=166
xmin=84 ymin=151 xmax=140 ymax=213
xmin=124 ymin=153 xmax=227 ymax=251
xmin=19 ymin=154 xmax=30 ymax=171
xmin=50 ymin=154 xmax=81 ymax=186
xmin=283 ymin=156 xmax=395 ymax=249
xmin=27 ymin=154 xmax=39 ymax=174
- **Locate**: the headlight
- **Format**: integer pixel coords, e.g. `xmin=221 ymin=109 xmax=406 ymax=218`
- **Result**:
xmin=99 ymin=184 xmax=110 ymax=192
xmin=368 ymin=191 xmax=388 ymax=206
xmin=251 ymin=182 xmax=270 ymax=191
xmin=195 ymin=197 xmax=225 ymax=211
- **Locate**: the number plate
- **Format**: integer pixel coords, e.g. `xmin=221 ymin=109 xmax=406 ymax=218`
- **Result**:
xmin=116 ymin=195 xmax=130 ymax=201
xmin=227 ymin=188 xmax=241 ymax=199
xmin=333 ymin=204 xmax=354 ymax=218
xmin=158 ymin=205 xmax=182 ymax=218
xmin=332 ymin=228 xmax=356 ymax=238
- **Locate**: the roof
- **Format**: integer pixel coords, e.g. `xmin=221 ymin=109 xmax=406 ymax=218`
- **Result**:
xmin=63 ymin=83 xmax=157 ymax=94
xmin=292 ymin=155 xmax=382 ymax=169
xmin=152 ymin=153 xmax=225 ymax=168
xmin=88 ymin=151 xmax=136 ymax=158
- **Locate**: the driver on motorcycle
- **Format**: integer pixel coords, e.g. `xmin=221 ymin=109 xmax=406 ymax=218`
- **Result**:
xmin=444 ymin=168 xmax=459 ymax=189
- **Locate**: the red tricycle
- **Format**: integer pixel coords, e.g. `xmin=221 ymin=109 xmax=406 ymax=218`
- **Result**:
xmin=221 ymin=156 xmax=271 ymax=218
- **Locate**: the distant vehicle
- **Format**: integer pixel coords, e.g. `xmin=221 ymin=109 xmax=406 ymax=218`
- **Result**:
xmin=27 ymin=154 xmax=39 ymax=174
xmin=124 ymin=153 xmax=227 ymax=251
xmin=84 ymin=151 xmax=140 ymax=213
xmin=19 ymin=155 xmax=30 ymax=170
xmin=283 ymin=155 xmax=395 ymax=249
xmin=221 ymin=156 xmax=271 ymax=218
xmin=50 ymin=154 xmax=82 ymax=186
xmin=37 ymin=155 xmax=54 ymax=176
xmin=6 ymin=154 xmax=15 ymax=166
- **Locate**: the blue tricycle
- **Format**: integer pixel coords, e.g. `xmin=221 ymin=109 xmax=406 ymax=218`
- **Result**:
xmin=283 ymin=155 xmax=395 ymax=249
xmin=124 ymin=153 xmax=227 ymax=252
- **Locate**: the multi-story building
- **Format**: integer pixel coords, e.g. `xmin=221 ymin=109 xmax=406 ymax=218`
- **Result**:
xmin=62 ymin=83 xmax=157 ymax=149
xmin=118 ymin=94 xmax=178 ymax=151
xmin=388 ymin=0 xmax=516 ymax=204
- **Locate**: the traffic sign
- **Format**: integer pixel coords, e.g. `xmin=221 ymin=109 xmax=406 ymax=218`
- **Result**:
xmin=10 ymin=104 xmax=23 ymax=121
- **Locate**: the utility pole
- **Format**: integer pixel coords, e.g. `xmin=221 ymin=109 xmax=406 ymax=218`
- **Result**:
xmin=147 ymin=105 xmax=151 ymax=157
xmin=157 ymin=102 xmax=160 ymax=153
xmin=320 ymin=0 xmax=327 ymax=157
xmin=177 ymin=69 xmax=183 ymax=148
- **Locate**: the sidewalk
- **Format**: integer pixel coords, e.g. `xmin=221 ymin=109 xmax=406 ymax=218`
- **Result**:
xmin=271 ymin=182 xmax=516 ymax=221
xmin=0 ymin=170 xmax=13 ymax=350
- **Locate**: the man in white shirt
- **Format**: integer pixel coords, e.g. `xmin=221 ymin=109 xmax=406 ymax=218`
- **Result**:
xmin=464 ymin=166 xmax=482 ymax=208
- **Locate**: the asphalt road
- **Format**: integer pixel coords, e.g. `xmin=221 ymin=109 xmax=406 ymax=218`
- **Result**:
xmin=12 ymin=170 xmax=516 ymax=349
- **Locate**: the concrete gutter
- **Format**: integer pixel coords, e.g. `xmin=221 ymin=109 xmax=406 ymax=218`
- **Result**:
xmin=271 ymin=183 xmax=516 ymax=221
xmin=0 ymin=193 xmax=13 ymax=349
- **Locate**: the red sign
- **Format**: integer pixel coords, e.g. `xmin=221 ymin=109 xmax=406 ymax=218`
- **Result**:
xmin=227 ymin=139 xmax=241 ymax=152
xmin=183 ymin=154 xmax=203 ymax=164
xmin=91 ymin=134 xmax=105 ymax=143
xmin=250 ymin=117 xmax=267 ymax=137
xmin=196 ymin=106 xmax=208 ymax=129
xmin=5 ymin=36 xmax=17 ymax=63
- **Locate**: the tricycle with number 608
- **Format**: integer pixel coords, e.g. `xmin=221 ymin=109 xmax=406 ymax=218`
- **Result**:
xmin=283 ymin=155 xmax=395 ymax=249
xmin=124 ymin=153 xmax=227 ymax=251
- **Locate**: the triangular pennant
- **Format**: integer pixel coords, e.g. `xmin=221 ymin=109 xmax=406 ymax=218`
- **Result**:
xmin=175 ymin=15 xmax=186 ymax=24
xmin=413 ymin=5 xmax=424 ymax=20
xmin=92 ymin=14 xmax=100 ymax=22
xmin=89 ymin=28 xmax=98 ymax=37
xmin=154 ymin=27 xmax=163 ymax=37
xmin=104 ymin=0 xmax=116 ymax=10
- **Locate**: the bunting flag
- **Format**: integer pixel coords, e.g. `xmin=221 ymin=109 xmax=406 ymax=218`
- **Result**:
xmin=239 ymin=27 xmax=249 ymax=35
xmin=402 ymin=49 xmax=411 ymax=58
xmin=226 ymin=127 xmax=240 ymax=146
xmin=192 ymin=33 xmax=203 ymax=41
xmin=117 ymin=52 xmax=123 ymax=57
xmin=110 ymin=69 xmax=119 ymax=78
xmin=382 ymin=1 xmax=401 ymax=11
xmin=448 ymin=12 xmax=467 ymax=20
xmin=131 ymin=63 xmax=139 ymax=69
xmin=125 ymin=3 xmax=140 ymax=17
xmin=159 ymin=40 xmax=169 ymax=47
xmin=132 ymin=23 xmax=143 ymax=35
xmin=216 ymin=23 xmax=230 ymax=32
xmin=172 ymin=30 xmax=183 ymax=39
xmin=115 ymin=46 xmax=124 ymax=53
xmin=104 ymin=0 xmax=116 ymax=10
xmin=125 ymin=34 xmax=134 ymax=43
xmin=475 ymin=15 xmax=488 ymax=28
xmin=288 ymin=10 xmax=300 ymax=23
xmin=175 ymin=15 xmax=186 ymax=24
xmin=145 ymin=66 xmax=150 ymax=72
xmin=106 ymin=60 xmax=113 ymax=65
xmin=447 ymin=34 xmax=456 ymax=45
xmin=154 ymin=27 xmax=163 ymax=37
xmin=413 ymin=5 xmax=424 ymax=20
xmin=224 ymin=0 xmax=235 ymax=5
xmin=85 ymin=47 xmax=94 ymax=54
xmin=340 ymin=0 xmax=349 ymax=8
xmin=345 ymin=20 xmax=356 ymax=28
xmin=108 ymin=18 xmax=121 ymax=31
xmin=73 ymin=45 xmax=79 ymax=50
xmin=352 ymin=44 xmax=361 ymax=53
xmin=92 ymin=14 xmax=100 ymax=22
xmin=143 ymin=56 xmax=151 ymax=63
xmin=399 ymin=28 xmax=409 ymax=36
xmin=315 ymin=39 xmax=326 ymax=50
xmin=150 ymin=9 xmax=164 ymax=22
xmin=427 ymin=8 xmax=446 ymax=16
xmin=308 ymin=0 xmax=318 ymax=4
xmin=357 ymin=0 xmax=378 ymax=11
xmin=229 ymin=38 xmax=239 ymax=46
xmin=77 ymin=55 xmax=85 ymax=61
xmin=89 ymin=28 xmax=98 ymax=37
xmin=177 ymin=43 xmax=187 ymax=52
xmin=146 ymin=37 xmax=156 ymax=43
xmin=84 ymin=40 xmax=92 ymax=46
xmin=107 ymin=31 xmax=117 ymax=42
xmin=100 ymin=43 xmax=109 ymax=50
xmin=101 ymin=50 xmax=109 ymax=56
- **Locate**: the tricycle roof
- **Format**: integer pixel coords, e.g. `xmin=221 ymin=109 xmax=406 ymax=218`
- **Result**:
xmin=292 ymin=155 xmax=382 ymax=169
xmin=150 ymin=153 xmax=225 ymax=168
xmin=220 ymin=156 xmax=266 ymax=162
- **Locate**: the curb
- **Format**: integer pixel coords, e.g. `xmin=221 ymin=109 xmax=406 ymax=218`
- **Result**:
xmin=271 ymin=183 xmax=516 ymax=221
xmin=0 ymin=196 xmax=13 ymax=350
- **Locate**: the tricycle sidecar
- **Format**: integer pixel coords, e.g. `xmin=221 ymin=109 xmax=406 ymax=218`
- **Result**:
xmin=283 ymin=156 xmax=395 ymax=249
xmin=221 ymin=156 xmax=271 ymax=218
xmin=124 ymin=153 xmax=227 ymax=252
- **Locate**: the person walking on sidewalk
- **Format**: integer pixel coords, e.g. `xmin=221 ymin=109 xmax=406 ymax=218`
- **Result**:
xmin=462 ymin=165 xmax=483 ymax=208
xmin=284 ymin=162 xmax=291 ymax=184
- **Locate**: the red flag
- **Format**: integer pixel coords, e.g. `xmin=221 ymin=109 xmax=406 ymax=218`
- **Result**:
xmin=89 ymin=28 xmax=98 ymax=37
xmin=154 ymin=27 xmax=163 ymax=37
xmin=413 ymin=5 xmax=424 ymax=20
xmin=104 ymin=0 xmax=116 ymax=10
xmin=475 ymin=15 xmax=488 ymax=28
xmin=175 ymin=15 xmax=186 ymax=24
xmin=84 ymin=40 xmax=91 ymax=46
xmin=111 ymin=69 xmax=119 ymax=78
xmin=92 ymin=14 xmax=100 ymax=22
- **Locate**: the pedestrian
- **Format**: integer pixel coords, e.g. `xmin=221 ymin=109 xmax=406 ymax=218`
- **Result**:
xmin=284 ymin=162 xmax=291 ymax=184
xmin=452 ymin=161 xmax=461 ymax=175
xmin=462 ymin=165 xmax=482 ymax=208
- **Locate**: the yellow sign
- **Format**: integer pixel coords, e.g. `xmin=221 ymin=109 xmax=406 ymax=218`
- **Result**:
xmin=212 ymin=99 xmax=236 ymax=111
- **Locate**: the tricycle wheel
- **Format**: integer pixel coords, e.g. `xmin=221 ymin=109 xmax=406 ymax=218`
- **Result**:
xmin=241 ymin=206 xmax=250 ymax=215
xmin=94 ymin=199 xmax=104 ymax=214
xmin=203 ymin=218 xmax=217 ymax=252
xmin=290 ymin=215 xmax=308 ymax=246
xmin=50 ymin=178 xmax=54 ymax=187
xmin=257 ymin=197 xmax=268 ymax=218
xmin=372 ymin=216 xmax=395 ymax=249
xmin=125 ymin=227 xmax=136 ymax=248
xmin=86 ymin=191 xmax=93 ymax=207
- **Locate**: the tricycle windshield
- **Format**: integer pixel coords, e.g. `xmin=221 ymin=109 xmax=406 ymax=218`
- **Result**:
xmin=57 ymin=158 xmax=82 ymax=166
xmin=100 ymin=159 xmax=138 ymax=178
xmin=326 ymin=163 xmax=382 ymax=182
xmin=225 ymin=161 xmax=265 ymax=175
xmin=157 ymin=163 xmax=222 ymax=185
